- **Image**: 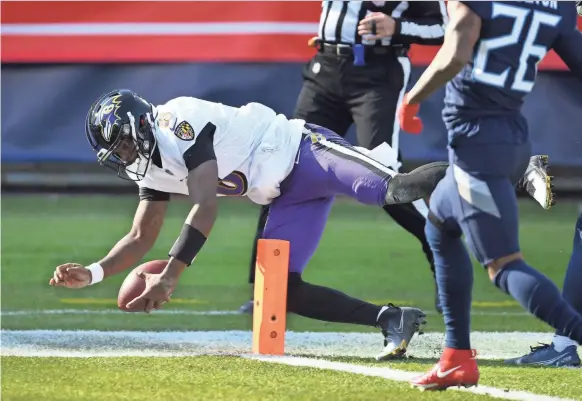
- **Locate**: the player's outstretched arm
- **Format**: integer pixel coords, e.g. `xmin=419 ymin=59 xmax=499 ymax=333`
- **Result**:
xmin=49 ymin=199 xmax=168 ymax=288
xmin=126 ymin=160 xmax=219 ymax=313
xmin=406 ymin=1 xmax=481 ymax=105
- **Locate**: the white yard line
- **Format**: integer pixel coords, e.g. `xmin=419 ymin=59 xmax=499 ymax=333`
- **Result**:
xmin=0 ymin=308 xmax=530 ymax=317
xmin=0 ymin=329 xmax=567 ymax=360
xmin=246 ymin=355 xmax=578 ymax=401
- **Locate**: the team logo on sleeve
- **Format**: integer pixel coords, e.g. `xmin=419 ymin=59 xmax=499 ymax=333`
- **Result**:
xmin=174 ymin=121 xmax=195 ymax=141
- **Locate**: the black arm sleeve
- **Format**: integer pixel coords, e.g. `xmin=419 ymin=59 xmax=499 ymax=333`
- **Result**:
xmin=392 ymin=1 xmax=446 ymax=46
xmin=139 ymin=187 xmax=171 ymax=201
xmin=183 ymin=122 xmax=217 ymax=172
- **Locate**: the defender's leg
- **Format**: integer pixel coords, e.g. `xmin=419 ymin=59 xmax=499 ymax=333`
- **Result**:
xmin=468 ymin=173 xmax=582 ymax=344
xmin=450 ymin=132 xmax=582 ymax=344
xmin=413 ymin=145 xmax=582 ymax=390
xmin=384 ymin=201 xmax=442 ymax=314
xmin=411 ymin=168 xmax=480 ymax=391
xmin=505 ymin=212 xmax=582 ymax=367
xmin=425 ymin=169 xmax=474 ymax=351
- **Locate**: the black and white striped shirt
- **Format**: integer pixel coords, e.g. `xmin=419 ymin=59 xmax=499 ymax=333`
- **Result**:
xmin=318 ymin=1 xmax=447 ymax=47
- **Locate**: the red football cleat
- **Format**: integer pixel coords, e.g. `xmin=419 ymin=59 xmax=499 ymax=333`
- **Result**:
xmin=411 ymin=348 xmax=480 ymax=391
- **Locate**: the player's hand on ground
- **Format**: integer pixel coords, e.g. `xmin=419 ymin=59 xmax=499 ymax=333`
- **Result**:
xmin=358 ymin=12 xmax=395 ymax=40
xmin=126 ymin=272 xmax=175 ymax=313
xmin=49 ymin=263 xmax=92 ymax=288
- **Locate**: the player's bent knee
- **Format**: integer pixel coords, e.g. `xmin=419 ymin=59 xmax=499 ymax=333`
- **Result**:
xmin=487 ymin=252 xmax=523 ymax=281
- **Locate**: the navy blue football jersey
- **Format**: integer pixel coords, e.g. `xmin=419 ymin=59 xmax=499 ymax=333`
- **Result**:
xmin=443 ymin=1 xmax=582 ymax=125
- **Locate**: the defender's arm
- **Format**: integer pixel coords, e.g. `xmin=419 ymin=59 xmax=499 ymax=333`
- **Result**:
xmin=407 ymin=1 xmax=481 ymax=104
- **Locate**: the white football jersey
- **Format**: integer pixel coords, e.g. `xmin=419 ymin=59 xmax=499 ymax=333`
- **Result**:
xmin=135 ymin=97 xmax=305 ymax=205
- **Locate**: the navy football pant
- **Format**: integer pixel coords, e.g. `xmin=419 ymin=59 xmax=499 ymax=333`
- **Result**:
xmin=428 ymin=117 xmax=582 ymax=349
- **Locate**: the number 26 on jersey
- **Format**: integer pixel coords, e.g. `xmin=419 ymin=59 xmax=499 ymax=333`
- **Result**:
xmin=473 ymin=3 xmax=561 ymax=93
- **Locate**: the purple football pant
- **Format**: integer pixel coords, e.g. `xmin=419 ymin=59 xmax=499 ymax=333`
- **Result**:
xmin=262 ymin=124 xmax=397 ymax=274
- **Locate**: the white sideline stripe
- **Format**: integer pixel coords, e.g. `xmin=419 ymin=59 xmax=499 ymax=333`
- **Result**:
xmin=1 ymin=22 xmax=320 ymax=36
xmin=246 ymin=355 xmax=576 ymax=401
xmin=0 ymin=308 xmax=531 ymax=317
xmin=2 ymin=330 xmax=574 ymax=361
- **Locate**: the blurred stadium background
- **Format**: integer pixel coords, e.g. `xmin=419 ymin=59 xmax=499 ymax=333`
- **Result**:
xmin=2 ymin=1 xmax=581 ymax=192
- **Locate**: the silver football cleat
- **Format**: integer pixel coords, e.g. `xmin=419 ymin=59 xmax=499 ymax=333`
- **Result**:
xmin=376 ymin=303 xmax=427 ymax=361
xmin=520 ymin=155 xmax=556 ymax=210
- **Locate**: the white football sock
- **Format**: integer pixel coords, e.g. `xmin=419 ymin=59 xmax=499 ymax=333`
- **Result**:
xmin=552 ymin=335 xmax=578 ymax=352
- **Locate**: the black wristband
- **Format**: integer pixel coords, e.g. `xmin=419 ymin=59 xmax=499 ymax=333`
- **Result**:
xmin=168 ymin=224 xmax=207 ymax=266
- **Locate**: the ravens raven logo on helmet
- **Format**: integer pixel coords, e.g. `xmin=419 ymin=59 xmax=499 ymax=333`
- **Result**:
xmin=85 ymin=89 xmax=156 ymax=181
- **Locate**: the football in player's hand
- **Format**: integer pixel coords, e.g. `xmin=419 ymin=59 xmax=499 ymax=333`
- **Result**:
xmin=118 ymin=260 xmax=168 ymax=312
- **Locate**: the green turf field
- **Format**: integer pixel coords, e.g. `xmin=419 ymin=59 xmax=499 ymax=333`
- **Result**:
xmin=2 ymin=194 xmax=581 ymax=401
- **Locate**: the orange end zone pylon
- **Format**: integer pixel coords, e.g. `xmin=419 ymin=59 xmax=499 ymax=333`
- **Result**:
xmin=252 ymin=239 xmax=290 ymax=355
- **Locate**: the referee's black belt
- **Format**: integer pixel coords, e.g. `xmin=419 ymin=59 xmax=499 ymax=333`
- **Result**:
xmin=319 ymin=42 xmax=408 ymax=58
